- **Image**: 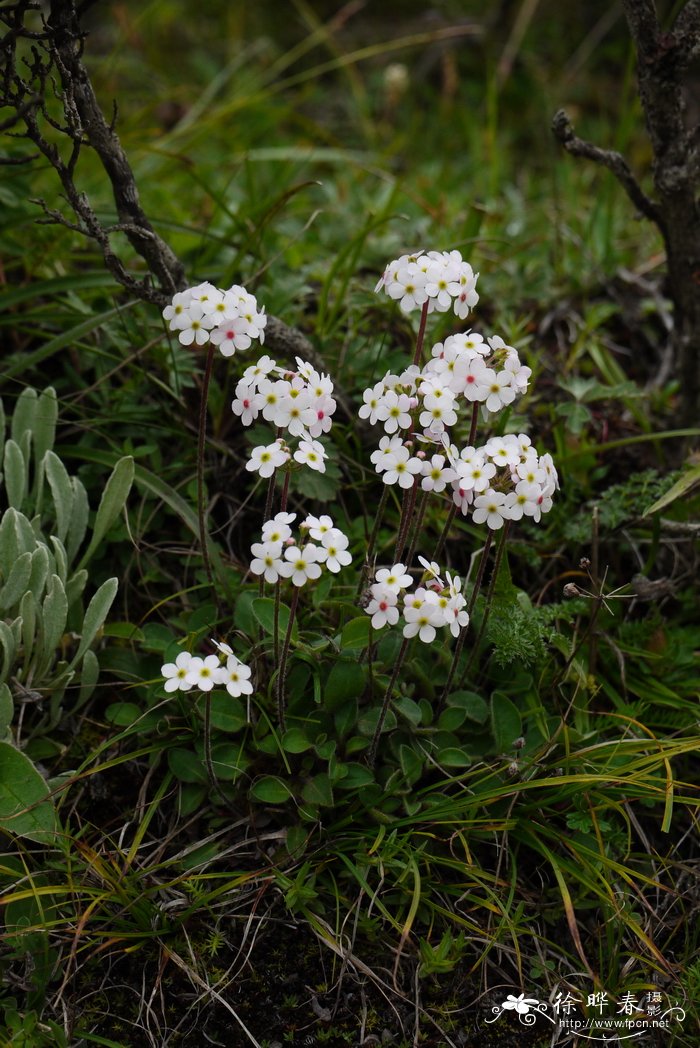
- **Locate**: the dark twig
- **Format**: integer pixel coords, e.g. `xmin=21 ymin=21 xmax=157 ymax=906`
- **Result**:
xmin=551 ymin=109 xmax=662 ymax=229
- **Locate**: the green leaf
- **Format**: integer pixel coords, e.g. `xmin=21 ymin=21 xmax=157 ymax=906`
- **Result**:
xmin=210 ymin=741 xmax=247 ymax=781
xmin=301 ymin=773 xmax=333 ymax=807
xmin=105 ymin=702 xmax=141 ymax=727
xmin=44 ymin=450 xmax=74 ymax=543
xmin=3 ymin=440 xmax=27 ymax=510
xmin=399 ymin=744 xmax=424 ymax=783
xmin=66 ymin=477 xmax=89 ymax=565
xmin=490 ymin=691 xmax=522 ymax=752
xmin=70 ymin=577 xmax=118 ymax=666
xmin=285 ymin=824 xmax=308 ymax=857
xmin=394 ymin=695 xmax=422 ymax=726
xmin=437 ymin=706 xmax=468 ymax=732
xmin=0 ymin=741 xmax=57 ymax=843
xmin=78 ymin=649 xmax=100 ymax=707
xmin=324 ymin=660 xmax=365 ymax=710
xmin=251 ymin=596 xmax=298 ymax=643
xmin=250 ymin=775 xmax=293 ymax=804
xmin=0 ymin=509 xmax=35 ymax=578
xmin=335 ymin=762 xmax=375 ymax=789
xmin=282 ymin=727 xmax=314 ymax=753
xmin=644 ymin=464 xmax=700 ymax=516
xmin=334 ymin=696 xmax=358 ymax=736
xmin=179 ymin=783 xmax=207 ymax=819
xmin=206 ymin=693 xmax=247 ymax=733
xmin=0 ymin=551 xmax=32 ymax=613
xmin=0 ymin=682 xmax=13 ymax=736
xmin=357 ymin=706 xmax=396 ymax=737
xmin=340 ymin=616 xmax=371 ymax=650
xmin=447 ymin=690 xmax=489 ymax=724
xmin=77 ymin=456 xmax=134 ymax=570
xmin=27 ymin=545 xmax=50 ymax=604
xmin=10 ymin=387 xmax=37 ymax=444
xmin=41 ymin=575 xmax=68 ymax=661
xmin=168 ymin=748 xmax=207 ymax=784
xmin=0 ymin=620 xmax=16 ymax=685
xmin=436 ymin=747 xmax=471 ymax=768
xmin=33 ymin=387 xmax=58 ymax=466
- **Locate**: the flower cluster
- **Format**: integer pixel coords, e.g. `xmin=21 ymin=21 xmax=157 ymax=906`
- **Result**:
xmin=237 ymin=356 xmax=337 ymax=477
xmin=447 ymin=432 xmax=559 ymax=529
xmin=250 ymin=512 xmax=352 ymax=586
xmin=374 ymin=249 xmax=479 ymax=318
xmin=364 ymin=557 xmax=469 ymax=643
xmin=359 ymin=332 xmax=531 ymax=461
xmin=163 ymin=281 xmax=267 ymax=355
xmin=161 ymin=641 xmax=253 ymax=697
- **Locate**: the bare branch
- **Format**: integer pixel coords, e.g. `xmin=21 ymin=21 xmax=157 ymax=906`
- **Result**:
xmin=551 ymin=109 xmax=663 ymax=229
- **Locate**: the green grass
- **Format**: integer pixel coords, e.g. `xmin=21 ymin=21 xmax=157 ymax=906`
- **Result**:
xmin=1 ymin=3 xmax=698 ymax=1045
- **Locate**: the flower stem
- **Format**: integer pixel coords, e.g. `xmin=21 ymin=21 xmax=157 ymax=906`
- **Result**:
xmin=197 ymin=343 xmax=216 ymax=600
xmin=279 ymin=469 xmax=291 ymax=513
xmin=460 ymin=522 xmax=510 ymax=687
xmin=356 ymin=483 xmax=389 ymax=599
xmin=439 ymin=530 xmax=493 ymax=704
xmin=405 ymin=489 xmax=428 ymax=570
xmin=434 ymin=502 xmax=456 ymax=564
xmin=273 ymin=580 xmax=281 ymax=664
xmin=468 ymin=400 xmax=479 ymax=446
xmin=276 ymin=585 xmax=299 ymax=733
xmin=412 ymin=300 xmax=430 ymax=367
xmin=203 ymin=689 xmax=229 ymax=807
xmin=367 ymin=635 xmax=410 ymax=768
xmin=394 ymin=480 xmax=418 ymax=563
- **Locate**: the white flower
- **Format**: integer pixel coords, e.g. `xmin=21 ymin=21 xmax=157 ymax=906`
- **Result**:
xmin=382 ymin=446 xmax=422 ymax=488
xmin=417 ymin=556 xmax=443 ymax=584
xmin=294 ymin=438 xmax=327 ymax=472
xmin=231 ymin=381 xmax=263 ymax=427
xmin=358 ymin=382 xmax=387 ymax=425
xmin=365 ymin=585 xmax=400 ymax=629
xmin=472 ymin=489 xmax=509 ymax=530
xmin=418 ymin=400 xmax=458 ymax=431
xmin=262 ymin=512 xmax=296 ymax=543
xmin=370 ymin=434 xmax=404 ymax=473
xmin=250 ymin=540 xmax=285 ymax=583
xmin=221 ymin=656 xmax=253 ymax=697
xmin=185 ymin=655 xmax=225 ymax=692
xmin=375 ymin=563 xmax=412 ymax=592
xmin=403 ymin=600 xmax=443 ymax=643
xmin=210 ymin=316 xmax=251 ymax=356
xmin=301 ymin=514 xmax=334 ymax=541
xmin=211 ymin=638 xmax=234 ymax=658
xmin=485 ymin=435 xmax=521 ymax=468
xmin=162 ymin=290 xmax=192 ymax=330
xmin=177 ymin=303 xmax=211 ymax=347
xmin=316 ymin=529 xmax=352 ymax=573
xmin=280 ymin=544 xmax=322 ymax=586
xmin=375 ymin=390 xmax=413 ymax=434
xmin=258 ymin=378 xmax=290 ymax=422
xmin=421 ymin=454 xmax=457 ymax=493
xmin=242 ymin=355 xmax=278 ymax=384
xmin=455 ymin=455 xmax=496 ymax=492
xmin=386 ymin=264 xmax=428 ymax=313
xmin=246 ymin=442 xmax=290 ymax=478
xmin=162 ymin=651 xmax=195 ymax=692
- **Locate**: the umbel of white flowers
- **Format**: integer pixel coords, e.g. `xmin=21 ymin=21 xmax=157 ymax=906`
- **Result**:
xmin=161 ymin=640 xmax=253 ymax=698
xmin=162 ymin=281 xmax=267 ymax=354
xmin=364 ymin=557 xmax=469 ymax=643
xmin=250 ymin=512 xmax=352 ymax=586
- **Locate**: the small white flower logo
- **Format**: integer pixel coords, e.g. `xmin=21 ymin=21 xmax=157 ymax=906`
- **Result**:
xmin=501 ymin=993 xmax=540 ymax=1015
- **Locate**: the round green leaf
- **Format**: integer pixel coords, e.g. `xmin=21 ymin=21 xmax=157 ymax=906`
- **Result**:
xmin=0 ymin=741 xmax=57 ymax=843
xmin=282 ymin=727 xmax=313 ymax=753
xmin=168 ymin=748 xmax=207 ymax=784
xmin=205 ymin=693 xmax=247 ymax=733
xmin=340 ymin=616 xmax=371 ymax=650
xmin=250 ymin=775 xmax=293 ymax=804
